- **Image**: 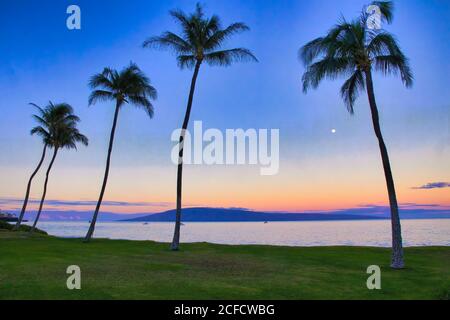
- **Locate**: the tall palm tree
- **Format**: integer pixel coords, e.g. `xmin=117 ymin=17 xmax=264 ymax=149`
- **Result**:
xmin=299 ymin=1 xmax=412 ymax=269
xmin=14 ymin=102 xmax=79 ymax=230
xmin=84 ymin=63 xmax=157 ymax=242
xmin=30 ymin=104 xmax=88 ymax=233
xmin=143 ymin=3 xmax=257 ymax=250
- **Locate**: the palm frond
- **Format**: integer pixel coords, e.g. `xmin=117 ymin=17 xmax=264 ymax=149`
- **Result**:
xmin=169 ymin=8 xmax=191 ymax=30
xmin=302 ymin=57 xmax=355 ymax=93
xmin=88 ymin=90 xmax=114 ymax=106
xmin=127 ymin=95 xmax=154 ymax=118
xmin=204 ymin=48 xmax=257 ymax=67
xmin=71 ymin=131 xmax=89 ymax=148
xmin=374 ymin=55 xmax=413 ymax=87
xmin=299 ymin=37 xmax=327 ymax=66
xmin=142 ymin=32 xmax=193 ymax=54
xmin=206 ymin=14 xmax=221 ymax=34
xmin=204 ymin=22 xmax=250 ymax=51
xmin=30 ymin=126 xmax=51 ymax=143
xmin=367 ymin=32 xmax=401 ymax=56
xmin=88 ymin=69 xmax=115 ymax=90
xmin=62 ymin=114 xmax=81 ymax=123
xmin=52 ymin=103 xmax=74 ymax=115
xmin=300 ymin=20 xmax=364 ymax=66
xmin=340 ymin=70 xmax=366 ymax=114
xmin=194 ymin=2 xmax=204 ymax=19
xmin=29 ymin=103 xmax=46 ymax=117
xmin=31 ymin=114 xmax=48 ymax=127
xmin=176 ymin=55 xmax=197 ymax=69
xmin=372 ymin=1 xmax=394 ymax=24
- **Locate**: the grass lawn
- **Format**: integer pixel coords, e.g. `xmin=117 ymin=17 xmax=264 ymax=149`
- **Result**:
xmin=0 ymin=231 xmax=448 ymax=300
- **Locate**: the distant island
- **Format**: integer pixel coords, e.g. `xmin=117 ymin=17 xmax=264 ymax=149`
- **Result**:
xmin=121 ymin=207 xmax=384 ymax=222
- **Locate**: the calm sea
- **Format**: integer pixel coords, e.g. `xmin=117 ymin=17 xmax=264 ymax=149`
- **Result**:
xmin=28 ymin=219 xmax=450 ymax=247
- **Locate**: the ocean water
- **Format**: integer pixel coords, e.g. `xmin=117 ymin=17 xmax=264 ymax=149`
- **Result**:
xmin=28 ymin=219 xmax=450 ymax=247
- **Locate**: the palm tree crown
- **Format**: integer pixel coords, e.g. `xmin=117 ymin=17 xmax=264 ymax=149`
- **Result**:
xmin=88 ymin=63 xmax=157 ymax=116
xmin=143 ymin=3 xmax=257 ymax=68
xmin=30 ymin=102 xmax=84 ymax=147
xmin=300 ymin=1 xmax=412 ymax=113
xmin=54 ymin=121 xmax=88 ymax=150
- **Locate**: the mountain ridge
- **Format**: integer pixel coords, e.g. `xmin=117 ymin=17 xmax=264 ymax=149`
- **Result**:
xmin=11 ymin=206 xmax=450 ymax=222
xmin=122 ymin=207 xmax=384 ymax=222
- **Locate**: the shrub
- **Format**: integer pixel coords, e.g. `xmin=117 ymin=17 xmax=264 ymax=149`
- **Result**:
xmin=0 ymin=220 xmax=47 ymax=234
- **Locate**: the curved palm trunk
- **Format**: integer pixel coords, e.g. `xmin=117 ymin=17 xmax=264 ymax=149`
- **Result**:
xmin=30 ymin=147 xmax=58 ymax=233
xmin=171 ymin=61 xmax=202 ymax=251
xmin=84 ymin=101 xmax=121 ymax=242
xmin=14 ymin=144 xmax=47 ymax=230
xmin=365 ymin=69 xmax=404 ymax=269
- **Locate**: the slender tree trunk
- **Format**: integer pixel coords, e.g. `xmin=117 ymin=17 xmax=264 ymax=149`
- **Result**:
xmin=171 ymin=61 xmax=202 ymax=251
xmin=365 ymin=69 xmax=404 ymax=269
xmin=84 ymin=101 xmax=121 ymax=242
xmin=30 ymin=147 xmax=58 ymax=233
xmin=14 ymin=144 xmax=47 ymax=230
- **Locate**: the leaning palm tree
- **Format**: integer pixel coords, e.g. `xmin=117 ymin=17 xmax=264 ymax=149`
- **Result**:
xmin=14 ymin=102 xmax=79 ymax=230
xmin=30 ymin=105 xmax=88 ymax=233
xmin=84 ymin=63 xmax=157 ymax=242
xmin=299 ymin=1 xmax=412 ymax=269
xmin=143 ymin=3 xmax=257 ymax=250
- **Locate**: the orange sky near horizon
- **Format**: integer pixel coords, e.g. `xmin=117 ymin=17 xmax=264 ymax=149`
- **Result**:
xmin=1 ymin=148 xmax=449 ymax=214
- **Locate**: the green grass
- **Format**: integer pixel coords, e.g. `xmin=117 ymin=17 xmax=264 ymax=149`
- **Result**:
xmin=0 ymin=231 xmax=448 ymax=300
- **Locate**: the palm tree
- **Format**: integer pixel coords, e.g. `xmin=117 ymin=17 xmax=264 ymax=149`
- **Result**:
xmin=30 ymin=103 xmax=88 ymax=233
xmin=84 ymin=63 xmax=157 ymax=242
xmin=14 ymin=102 xmax=79 ymax=230
xmin=143 ymin=3 xmax=257 ymax=250
xmin=299 ymin=1 xmax=412 ymax=269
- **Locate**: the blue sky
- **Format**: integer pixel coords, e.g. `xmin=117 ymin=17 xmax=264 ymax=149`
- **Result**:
xmin=0 ymin=0 xmax=449 ymax=213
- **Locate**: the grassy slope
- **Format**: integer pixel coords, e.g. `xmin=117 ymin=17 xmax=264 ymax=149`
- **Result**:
xmin=0 ymin=231 xmax=448 ymax=300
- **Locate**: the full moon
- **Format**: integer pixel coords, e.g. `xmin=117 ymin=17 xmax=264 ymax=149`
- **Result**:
xmin=331 ymin=129 xmax=337 ymax=134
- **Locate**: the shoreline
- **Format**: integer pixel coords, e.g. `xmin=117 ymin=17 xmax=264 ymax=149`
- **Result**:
xmin=13 ymin=219 xmax=450 ymax=248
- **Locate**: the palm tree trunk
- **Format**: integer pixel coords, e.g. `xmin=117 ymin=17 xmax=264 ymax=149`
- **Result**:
xmin=365 ymin=69 xmax=404 ymax=269
xmin=171 ymin=61 xmax=202 ymax=251
xmin=14 ymin=144 xmax=47 ymax=230
xmin=30 ymin=147 xmax=58 ymax=233
xmin=84 ymin=101 xmax=121 ymax=242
